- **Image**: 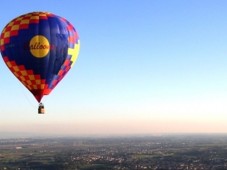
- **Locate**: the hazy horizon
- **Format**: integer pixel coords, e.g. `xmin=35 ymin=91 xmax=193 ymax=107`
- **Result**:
xmin=1 ymin=130 xmax=227 ymax=139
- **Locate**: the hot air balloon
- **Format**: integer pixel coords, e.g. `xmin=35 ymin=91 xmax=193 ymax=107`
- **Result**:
xmin=0 ymin=12 xmax=80 ymax=114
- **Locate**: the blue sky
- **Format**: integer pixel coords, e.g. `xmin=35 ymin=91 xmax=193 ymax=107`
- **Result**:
xmin=1 ymin=0 xmax=227 ymax=137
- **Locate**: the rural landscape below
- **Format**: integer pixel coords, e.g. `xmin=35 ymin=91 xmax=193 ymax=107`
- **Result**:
xmin=0 ymin=134 xmax=227 ymax=169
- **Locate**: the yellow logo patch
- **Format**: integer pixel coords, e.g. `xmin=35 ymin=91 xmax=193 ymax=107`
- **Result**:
xmin=30 ymin=35 xmax=50 ymax=58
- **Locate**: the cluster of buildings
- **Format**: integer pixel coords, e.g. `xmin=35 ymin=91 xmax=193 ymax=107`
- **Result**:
xmin=67 ymin=140 xmax=227 ymax=169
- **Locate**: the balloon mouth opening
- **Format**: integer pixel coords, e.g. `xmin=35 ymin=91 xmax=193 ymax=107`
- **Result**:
xmin=31 ymin=89 xmax=51 ymax=102
xmin=35 ymin=95 xmax=43 ymax=103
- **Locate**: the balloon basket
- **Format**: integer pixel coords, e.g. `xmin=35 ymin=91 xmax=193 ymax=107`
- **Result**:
xmin=38 ymin=103 xmax=45 ymax=114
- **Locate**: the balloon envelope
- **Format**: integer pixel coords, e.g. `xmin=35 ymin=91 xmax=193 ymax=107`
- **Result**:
xmin=0 ymin=12 xmax=80 ymax=102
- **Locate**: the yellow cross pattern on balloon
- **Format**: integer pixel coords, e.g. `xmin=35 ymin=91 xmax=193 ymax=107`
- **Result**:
xmin=68 ymin=40 xmax=80 ymax=67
